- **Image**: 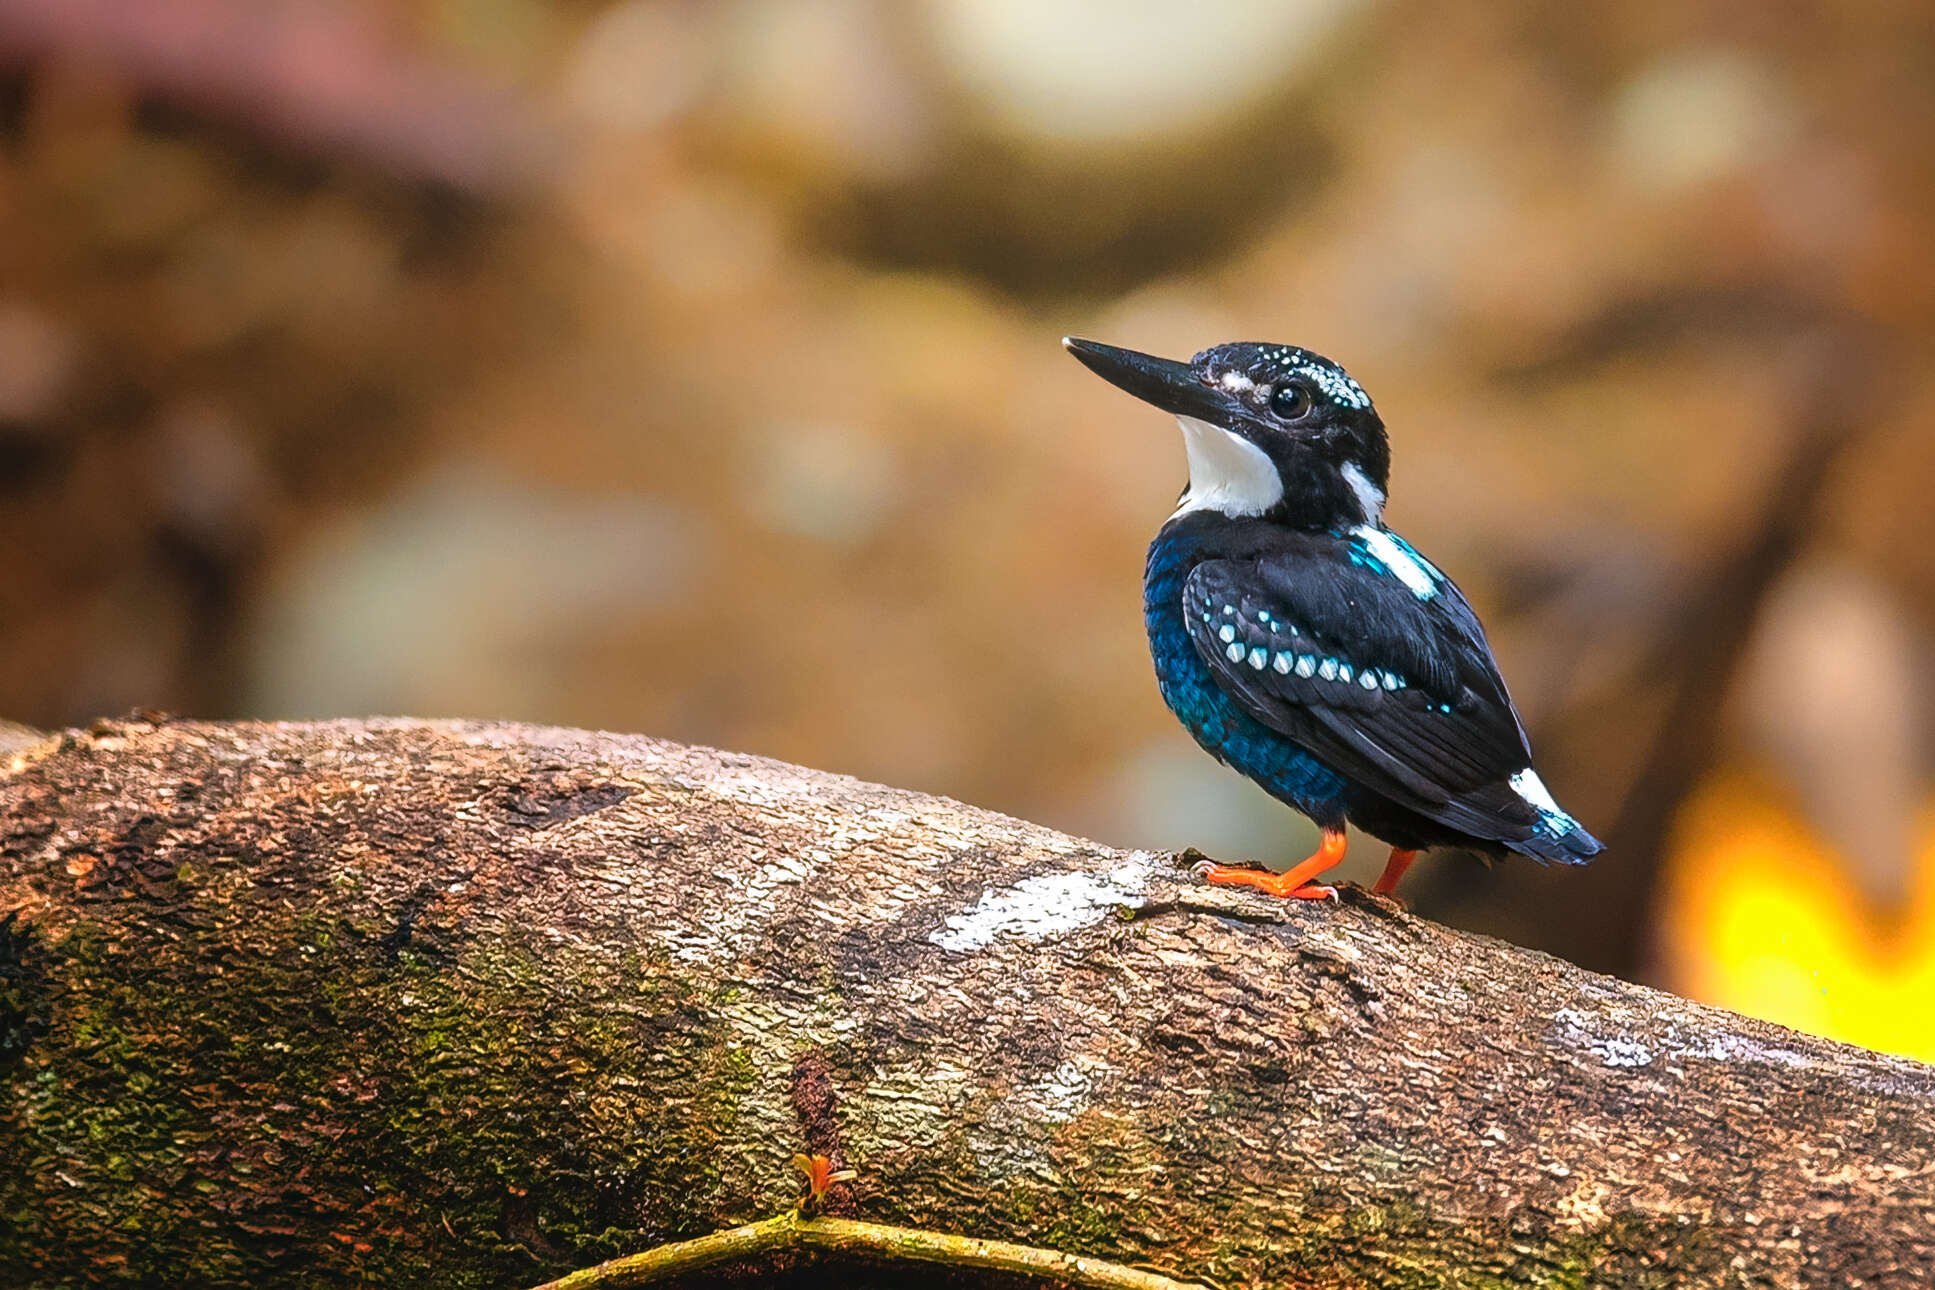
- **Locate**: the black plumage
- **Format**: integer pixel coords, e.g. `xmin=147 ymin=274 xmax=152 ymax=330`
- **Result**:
xmin=1066 ymin=336 xmax=1602 ymax=899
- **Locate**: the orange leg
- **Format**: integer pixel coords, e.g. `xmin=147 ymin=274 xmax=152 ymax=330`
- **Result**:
xmin=1372 ymin=847 xmax=1419 ymax=896
xmin=1201 ymin=831 xmax=1348 ymax=901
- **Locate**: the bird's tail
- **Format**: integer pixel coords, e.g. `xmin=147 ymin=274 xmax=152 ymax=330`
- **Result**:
xmin=1432 ymin=770 xmax=1605 ymax=865
xmin=1509 ymin=822 xmax=1604 ymax=866
xmin=1490 ymin=767 xmax=1602 ymax=866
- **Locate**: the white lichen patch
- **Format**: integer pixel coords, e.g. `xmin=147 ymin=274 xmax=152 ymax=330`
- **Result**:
xmin=1549 ymin=992 xmax=1935 ymax=1102
xmin=1671 ymin=1029 xmax=1813 ymax=1070
xmin=1554 ymin=1007 xmax=1657 ymax=1069
xmin=929 ymin=852 xmax=1157 ymax=952
xmin=1019 ymin=1058 xmax=1100 ymax=1124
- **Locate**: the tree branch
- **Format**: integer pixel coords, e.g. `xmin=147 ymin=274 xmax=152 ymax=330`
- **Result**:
xmin=2 ymin=717 xmax=1930 ymax=1288
xmin=528 ymin=1212 xmax=1206 ymax=1290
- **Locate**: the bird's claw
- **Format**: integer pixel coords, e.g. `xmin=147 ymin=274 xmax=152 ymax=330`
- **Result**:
xmin=1195 ymin=862 xmax=1341 ymax=901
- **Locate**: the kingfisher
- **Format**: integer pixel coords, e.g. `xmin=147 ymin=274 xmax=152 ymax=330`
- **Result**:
xmin=1065 ymin=337 xmax=1603 ymax=900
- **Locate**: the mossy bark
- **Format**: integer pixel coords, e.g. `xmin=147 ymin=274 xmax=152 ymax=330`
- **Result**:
xmin=1 ymin=718 xmax=1930 ymax=1288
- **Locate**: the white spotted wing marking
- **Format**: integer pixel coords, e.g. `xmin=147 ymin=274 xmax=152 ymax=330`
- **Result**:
xmin=1191 ymin=583 xmax=1412 ymax=699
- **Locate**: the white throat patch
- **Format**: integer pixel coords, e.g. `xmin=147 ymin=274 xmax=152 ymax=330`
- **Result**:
xmin=1170 ymin=416 xmax=1282 ymax=519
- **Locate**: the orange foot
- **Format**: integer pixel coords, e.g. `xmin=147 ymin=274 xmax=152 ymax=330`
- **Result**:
xmin=1199 ymin=831 xmax=1348 ymax=901
xmin=1373 ymin=847 xmax=1419 ymax=897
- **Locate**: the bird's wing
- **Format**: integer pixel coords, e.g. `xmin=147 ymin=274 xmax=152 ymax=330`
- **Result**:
xmin=1181 ymin=542 xmax=1592 ymax=855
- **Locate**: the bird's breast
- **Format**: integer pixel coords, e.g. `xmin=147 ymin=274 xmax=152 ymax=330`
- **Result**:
xmin=1142 ymin=525 xmax=1351 ymax=814
xmin=1143 ymin=531 xmax=1225 ymax=739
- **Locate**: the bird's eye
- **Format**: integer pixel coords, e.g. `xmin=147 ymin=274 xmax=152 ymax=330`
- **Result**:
xmin=1271 ymin=382 xmax=1314 ymax=420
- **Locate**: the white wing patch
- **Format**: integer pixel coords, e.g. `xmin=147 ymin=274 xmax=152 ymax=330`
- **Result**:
xmin=1351 ymin=525 xmax=1439 ymax=599
xmin=1510 ymin=768 xmax=1576 ymax=828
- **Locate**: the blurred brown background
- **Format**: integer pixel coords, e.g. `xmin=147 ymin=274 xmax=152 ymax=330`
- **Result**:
xmin=2 ymin=0 xmax=1932 ymax=1057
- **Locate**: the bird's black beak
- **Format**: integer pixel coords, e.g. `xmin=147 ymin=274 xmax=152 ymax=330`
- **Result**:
xmin=1062 ymin=337 xmax=1231 ymax=422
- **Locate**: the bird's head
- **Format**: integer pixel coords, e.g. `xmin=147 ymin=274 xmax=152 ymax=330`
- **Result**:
xmin=1064 ymin=338 xmax=1390 ymax=529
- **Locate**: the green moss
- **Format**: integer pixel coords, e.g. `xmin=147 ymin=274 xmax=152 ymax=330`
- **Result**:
xmin=952 ymin=1102 xmax=1732 ymax=1290
xmin=0 ymin=891 xmax=767 ymax=1290
xmin=0 ymin=846 xmax=1751 ymax=1290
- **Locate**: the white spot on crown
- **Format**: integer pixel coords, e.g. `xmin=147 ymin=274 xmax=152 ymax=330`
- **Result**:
xmin=1295 ymin=361 xmax=1372 ymax=410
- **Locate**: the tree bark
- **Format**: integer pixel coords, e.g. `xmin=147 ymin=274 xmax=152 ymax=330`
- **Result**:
xmin=1 ymin=717 xmax=1930 ymax=1289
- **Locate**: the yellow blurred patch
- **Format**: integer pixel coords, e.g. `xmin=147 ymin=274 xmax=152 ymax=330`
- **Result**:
xmin=1661 ymin=771 xmax=1935 ymax=1062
